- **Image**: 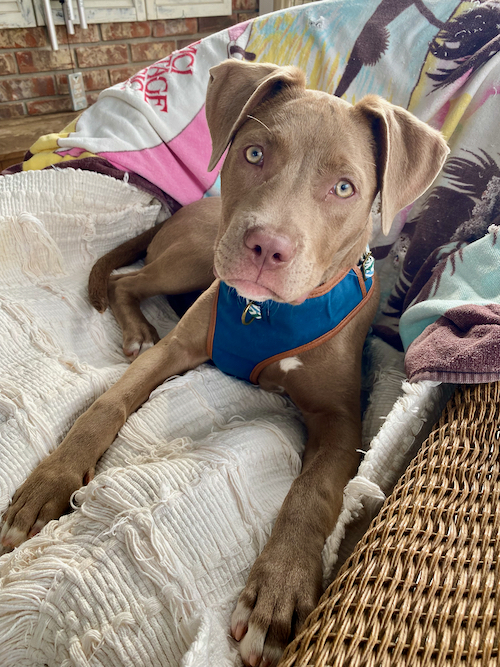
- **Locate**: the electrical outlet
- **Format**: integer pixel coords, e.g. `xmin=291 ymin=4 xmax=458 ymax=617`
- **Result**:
xmin=68 ymin=72 xmax=88 ymax=111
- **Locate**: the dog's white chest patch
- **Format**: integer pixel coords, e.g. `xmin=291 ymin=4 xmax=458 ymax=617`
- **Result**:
xmin=279 ymin=356 xmax=303 ymax=373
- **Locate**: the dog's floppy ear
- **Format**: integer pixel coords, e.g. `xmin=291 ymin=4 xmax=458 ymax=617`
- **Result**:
xmin=206 ymin=59 xmax=306 ymax=171
xmin=355 ymin=95 xmax=449 ymax=235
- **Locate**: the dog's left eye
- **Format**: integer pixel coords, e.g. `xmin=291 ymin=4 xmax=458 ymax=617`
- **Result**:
xmin=245 ymin=146 xmax=264 ymax=165
xmin=333 ymin=180 xmax=355 ymax=198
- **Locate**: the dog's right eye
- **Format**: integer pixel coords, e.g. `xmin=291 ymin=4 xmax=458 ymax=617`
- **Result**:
xmin=245 ymin=146 xmax=264 ymax=165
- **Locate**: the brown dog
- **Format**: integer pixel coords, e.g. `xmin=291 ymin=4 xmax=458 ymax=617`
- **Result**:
xmin=1 ymin=60 xmax=448 ymax=666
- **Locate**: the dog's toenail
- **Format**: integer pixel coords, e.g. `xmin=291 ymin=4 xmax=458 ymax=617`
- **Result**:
xmin=233 ymin=622 xmax=246 ymax=641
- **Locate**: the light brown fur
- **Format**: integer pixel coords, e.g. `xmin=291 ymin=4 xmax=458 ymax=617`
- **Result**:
xmin=1 ymin=60 xmax=449 ymax=667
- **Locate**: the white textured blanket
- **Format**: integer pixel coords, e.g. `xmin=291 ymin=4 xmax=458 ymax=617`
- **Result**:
xmin=0 ymin=169 xmax=451 ymax=666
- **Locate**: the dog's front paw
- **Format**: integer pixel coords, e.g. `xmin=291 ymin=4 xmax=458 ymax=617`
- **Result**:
xmin=122 ymin=321 xmax=160 ymax=359
xmin=1 ymin=455 xmax=92 ymax=549
xmin=232 ymin=544 xmax=322 ymax=666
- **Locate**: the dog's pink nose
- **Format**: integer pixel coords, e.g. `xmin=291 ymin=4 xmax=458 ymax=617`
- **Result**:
xmin=244 ymin=230 xmax=295 ymax=269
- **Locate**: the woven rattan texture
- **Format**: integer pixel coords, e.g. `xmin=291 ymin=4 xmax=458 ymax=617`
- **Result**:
xmin=280 ymin=383 xmax=500 ymax=667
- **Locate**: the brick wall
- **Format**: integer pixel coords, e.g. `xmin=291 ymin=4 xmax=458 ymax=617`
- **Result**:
xmin=0 ymin=0 xmax=258 ymax=120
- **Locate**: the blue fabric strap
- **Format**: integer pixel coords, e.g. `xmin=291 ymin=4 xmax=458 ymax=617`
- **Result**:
xmin=209 ymin=265 xmax=373 ymax=384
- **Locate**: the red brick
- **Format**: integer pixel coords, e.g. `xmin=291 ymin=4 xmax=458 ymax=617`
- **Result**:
xmin=0 ymin=103 xmax=25 ymax=119
xmin=101 ymin=21 xmax=151 ymax=41
xmin=152 ymin=18 xmax=198 ymax=37
xmin=232 ymin=0 xmax=257 ymax=10
xmin=76 ymin=44 xmax=129 ymax=69
xmin=55 ymin=24 xmax=101 ymax=44
xmin=56 ymin=69 xmax=110 ymax=94
xmin=177 ymin=38 xmax=200 ymax=51
xmin=0 ymin=28 xmax=47 ymax=49
xmin=16 ymin=49 xmax=73 ymax=74
xmin=0 ymin=53 xmax=17 ymax=76
xmin=130 ymin=41 xmax=175 ymax=63
xmin=86 ymin=91 xmax=101 ymax=106
xmin=27 ymin=97 xmax=73 ymax=115
xmin=0 ymin=76 xmax=56 ymax=102
xmin=198 ymin=15 xmax=238 ymax=33
xmin=237 ymin=11 xmax=259 ymax=22
xmin=84 ymin=68 xmax=110 ymax=90
xmin=109 ymin=66 xmax=141 ymax=86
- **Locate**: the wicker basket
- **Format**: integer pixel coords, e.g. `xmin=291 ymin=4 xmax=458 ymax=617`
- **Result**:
xmin=280 ymin=382 xmax=500 ymax=666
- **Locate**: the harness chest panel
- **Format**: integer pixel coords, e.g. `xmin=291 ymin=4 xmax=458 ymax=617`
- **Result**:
xmin=207 ymin=265 xmax=374 ymax=384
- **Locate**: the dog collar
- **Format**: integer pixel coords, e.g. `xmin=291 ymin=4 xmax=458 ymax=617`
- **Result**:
xmin=207 ymin=256 xmax=375 ymax=384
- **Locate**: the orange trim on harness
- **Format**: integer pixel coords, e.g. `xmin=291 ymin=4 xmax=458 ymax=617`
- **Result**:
xmin=248 ymin=278 xmax=375 ymax=384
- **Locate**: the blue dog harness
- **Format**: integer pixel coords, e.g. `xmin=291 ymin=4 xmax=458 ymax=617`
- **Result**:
xmin=207 ymin=253 xmax=375 ymax=384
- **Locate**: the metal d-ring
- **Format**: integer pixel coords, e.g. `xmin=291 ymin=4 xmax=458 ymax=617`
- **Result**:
xmin=241 ymin=301 xmax=257 ymax=325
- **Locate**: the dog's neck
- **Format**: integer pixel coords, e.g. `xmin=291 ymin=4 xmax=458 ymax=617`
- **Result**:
xmin=318 ymin=216 xmax=372 ymax=289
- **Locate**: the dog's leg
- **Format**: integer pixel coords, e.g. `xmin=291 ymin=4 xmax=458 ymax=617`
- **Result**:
xmin=108 ymin=250 xmax=214 ymax=358
xmin=107 ymin=269 xmax=161 ymax=357
xmin=232 ymin=409 xmax=361 ymax=666
xmin=0 ymin=283 xmax=217 ymax=549
xmin=106 ymin=199 xmax=219 ymax=358
xmin=231 ymin=285 xmax=379 ymax=667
